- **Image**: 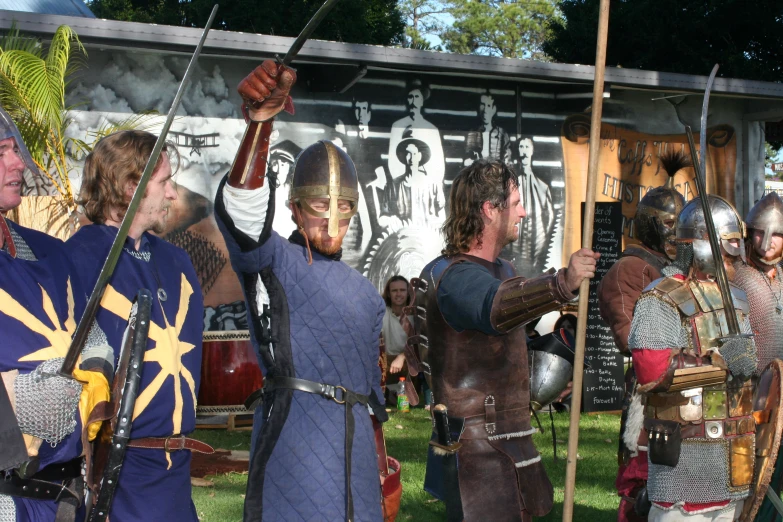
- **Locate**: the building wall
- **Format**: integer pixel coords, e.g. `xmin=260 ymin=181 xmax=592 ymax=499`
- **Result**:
xmin=60 ymin=49 xmax=763 ymax=331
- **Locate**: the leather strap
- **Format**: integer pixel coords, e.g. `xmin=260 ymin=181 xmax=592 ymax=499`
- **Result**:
xmin=127 ymin=435 xmax=214 ymax=454
xmin=0 ymin=214 xmax=16 ymax=258
xmin=0 ymin=473 xmax=80 ymax=503
xmin=262 ymin=376 xmax=369 ymax=522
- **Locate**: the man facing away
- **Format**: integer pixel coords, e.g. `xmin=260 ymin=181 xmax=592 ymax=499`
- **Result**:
xmin=598 ymin=150 xmax=688 ymax=522
xmin=215 ymin=60 xmax=387 ymax=522
xmin=0 ymin=106 xmax=110 ymax=522
xmin=628 ymin=196 xmax=757 ymax=521
xmin=65 ymin=130 xmax=206 ymax=522
xmin=417 ymin=160 xmax=598 ymax=521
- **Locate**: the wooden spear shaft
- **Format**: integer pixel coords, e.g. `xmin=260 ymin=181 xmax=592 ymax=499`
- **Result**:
xmin=562 ymin=0 xmax=611 ymax=520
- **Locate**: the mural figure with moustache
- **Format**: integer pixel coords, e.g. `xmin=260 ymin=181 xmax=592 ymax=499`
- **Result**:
xmin=65 ymin=130 xmax=208 ymax=522
xmin=215 ymin=60 xmax=388 ymax=522
xmin=416 ymin=160 xmax=598 ymax=521
xmin=0 ymin=107 xmax=111 ymax=522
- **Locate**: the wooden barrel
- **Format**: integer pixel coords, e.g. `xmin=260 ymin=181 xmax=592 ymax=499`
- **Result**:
xmin=198 ymin=330 xmax=263 ymax=408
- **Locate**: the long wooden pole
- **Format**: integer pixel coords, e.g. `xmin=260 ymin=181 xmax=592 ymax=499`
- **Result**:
xmin=562 ymin=1 xmax=611 ymax=520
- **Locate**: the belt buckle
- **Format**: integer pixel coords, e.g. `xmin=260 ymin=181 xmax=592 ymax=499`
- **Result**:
xmin=332 ymin=386 xmax=347 ymax=405
xmin=164 ymin=435 xmax=182 ymax=452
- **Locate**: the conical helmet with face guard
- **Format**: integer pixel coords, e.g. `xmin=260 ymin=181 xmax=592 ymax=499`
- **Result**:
xmin=289 ymin=140 xmax=359 ymax=238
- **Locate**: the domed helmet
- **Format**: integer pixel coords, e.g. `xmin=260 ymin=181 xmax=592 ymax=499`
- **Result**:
xmin=289 ymin=140 xmax=360 ymax=238
xmin=676 ymin=195 xmax=746 ymax=274
xmin=0 ymin=105 xmax=42 ymax=176
xmin=745 ymin=191 xmax=783 ymax=259
xmin=635 ymin=150 xmax=688 ymax=259
xmin=528 ymin=328 xmax=575 ymax=411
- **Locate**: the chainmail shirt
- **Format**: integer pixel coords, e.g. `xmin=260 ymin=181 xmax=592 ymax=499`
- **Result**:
xmin=732 ymin=261 xmax=783 ymax=373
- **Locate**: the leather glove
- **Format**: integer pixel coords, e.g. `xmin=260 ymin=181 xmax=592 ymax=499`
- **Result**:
xmin=238 ymin=59 xmax=297 ymax=122
xmin=73 ymin=368 xmax=110 ymax=441
xmin=718 ymin=336 xmax=757 ymax=381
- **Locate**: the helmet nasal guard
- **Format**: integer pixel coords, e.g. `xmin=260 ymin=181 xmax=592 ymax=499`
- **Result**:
xmin=745 ymin=191 xmax=783 ymax=253
xmin=676 ymin=195 xmax=746 ymax=274
xmin=289 ymin=140 xmax=360 ymax=238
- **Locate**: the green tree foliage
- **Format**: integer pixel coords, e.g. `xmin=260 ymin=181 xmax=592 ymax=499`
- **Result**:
xmin=439 ymin=0 xmax=561 ymax=59
xmin=88 ymin=0 xmax=406 ymax=46
xmin=399 ymin=0 xmax=447 ymax=49
xmin=544 ymin=0 xmax=783 ymax=82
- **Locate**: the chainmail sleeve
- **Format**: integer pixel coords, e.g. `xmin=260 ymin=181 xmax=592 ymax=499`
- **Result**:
xmin=80 ymin=322 xmax=114 ymax=381
xmin=628 ymin=294 xmax=688 ymax=391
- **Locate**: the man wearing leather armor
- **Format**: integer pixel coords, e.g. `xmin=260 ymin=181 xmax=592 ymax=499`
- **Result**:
xmin=417 ymin=160 xmax=598 ymax=521
xmin=215 ymin=60 xmax=387 ymax=522
xmin=628 ymin=195 xmax=757 ymax=521
xmin=598 ymin=150 xmax=688 ymax=522
xmin=0 ymin=107 xmax=111 ymax=522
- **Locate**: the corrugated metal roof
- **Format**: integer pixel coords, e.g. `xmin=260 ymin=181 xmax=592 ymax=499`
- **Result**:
xmin=0 ymin=0 xmax=94 ymax=18
xmin=1 ymin=9 xmax=782 ymax=100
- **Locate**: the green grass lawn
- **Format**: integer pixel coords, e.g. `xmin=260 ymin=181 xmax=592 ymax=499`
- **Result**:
xmin=191 ymin=409 xmax=622 ymax=521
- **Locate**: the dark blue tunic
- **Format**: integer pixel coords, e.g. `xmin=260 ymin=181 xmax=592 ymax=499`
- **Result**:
xmin=65 ymin=225 xmax=203 ymax=522
xmin=216 ymin=180 xmax=386 ymax=522
xmin=0 ymin=222 xmax=87 ymax=521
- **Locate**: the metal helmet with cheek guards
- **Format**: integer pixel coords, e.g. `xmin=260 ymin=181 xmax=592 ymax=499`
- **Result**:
xmin=635 ymin=150 xmax=688 ymax=259
xmin=0 ymin=105 xmax=43 ymax=177
xmin=745 ymin=191 xmax=783 ymax=257
xmin=676 ymin=195 xmax=746 ymax=274
xmin=289 ymin=140 xmax=360 ymax=238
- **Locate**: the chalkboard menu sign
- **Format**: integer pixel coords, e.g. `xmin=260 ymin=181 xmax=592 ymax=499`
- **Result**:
xmin=581 ymin=201 xmax=625 ymax=412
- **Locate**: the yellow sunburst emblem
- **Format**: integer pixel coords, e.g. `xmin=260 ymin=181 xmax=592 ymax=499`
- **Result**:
xmin=0 ymin=278 xmax=77 ymax=363
xmin=99 ymin=273 xmax=197 ymax=434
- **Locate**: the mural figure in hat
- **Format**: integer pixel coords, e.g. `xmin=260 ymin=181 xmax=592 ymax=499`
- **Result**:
xmin=386 ymin=79 xmax=445 ymax=186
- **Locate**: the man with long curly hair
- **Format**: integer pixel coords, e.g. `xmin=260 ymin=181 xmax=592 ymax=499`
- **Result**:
xmin=415 ymin=160 xmax=598 ymax=521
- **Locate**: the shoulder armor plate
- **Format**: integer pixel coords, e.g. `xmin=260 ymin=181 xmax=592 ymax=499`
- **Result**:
xmin=646 ymin=276 xmax=699 ymax=317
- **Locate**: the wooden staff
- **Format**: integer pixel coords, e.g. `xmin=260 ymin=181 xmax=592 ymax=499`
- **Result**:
xmin=562 ymin=0 xmax=611 ymax=520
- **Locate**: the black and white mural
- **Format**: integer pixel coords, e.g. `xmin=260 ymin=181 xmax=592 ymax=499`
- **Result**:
xmin=65 ymin=50 xmax=571 ymax=331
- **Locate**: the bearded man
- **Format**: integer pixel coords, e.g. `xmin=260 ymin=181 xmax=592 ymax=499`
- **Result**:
xmin=628 ymin=196 xmax=757 ymax=521
xmin=65 ymin=130 xmax=206 ymax=522
xmin=215 ymin=60 xmax=386 ymax=522
xmin=598 ymin=150 xmax=688 ymax=522
xmin=0 ymin=107 xmax=110 ymax=522
xmin=416 ymin=160 xmax=598 ymax=521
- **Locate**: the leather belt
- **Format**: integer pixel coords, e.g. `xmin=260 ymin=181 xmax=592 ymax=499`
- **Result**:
xmin=460 ymin=407 xmax=529 ymax=440
xmin=261 ymin=376 xmax=369 ymax=522
xmin=0 ymin=457 xmax=82 ymax=503
xmin=127 ymin=435 xmax=214 ymax=454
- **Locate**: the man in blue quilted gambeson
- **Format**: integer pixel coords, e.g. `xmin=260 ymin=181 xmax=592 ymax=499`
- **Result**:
xmin=216 ymin=60 xmax=387 ymax=522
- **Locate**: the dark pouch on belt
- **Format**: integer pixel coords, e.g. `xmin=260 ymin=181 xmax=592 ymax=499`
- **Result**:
xmin=644 ymin=418 xmax=681 ymax=467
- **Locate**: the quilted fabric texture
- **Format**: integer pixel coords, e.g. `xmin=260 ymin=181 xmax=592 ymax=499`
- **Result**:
xmin=219 ymin=215 xmax=385 ymax=522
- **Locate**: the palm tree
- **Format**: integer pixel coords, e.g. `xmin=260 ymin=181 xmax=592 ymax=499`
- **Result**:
xmin=0 ymin=24 xmax=158 ymax=237
xmin=0 ymin=24 xmax=83 ymax=209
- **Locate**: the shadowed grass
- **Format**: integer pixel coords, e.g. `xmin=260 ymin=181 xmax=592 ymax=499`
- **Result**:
xmin=191 ymin=409 xmax=621 ymax=521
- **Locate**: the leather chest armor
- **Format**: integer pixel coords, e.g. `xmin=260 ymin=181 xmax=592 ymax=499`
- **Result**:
xmin=418 ymin=255 xmax=554 ymax=521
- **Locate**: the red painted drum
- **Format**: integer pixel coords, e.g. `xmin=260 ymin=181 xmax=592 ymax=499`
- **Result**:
xmin=198 ymin=330 xmax=263 ymax=410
